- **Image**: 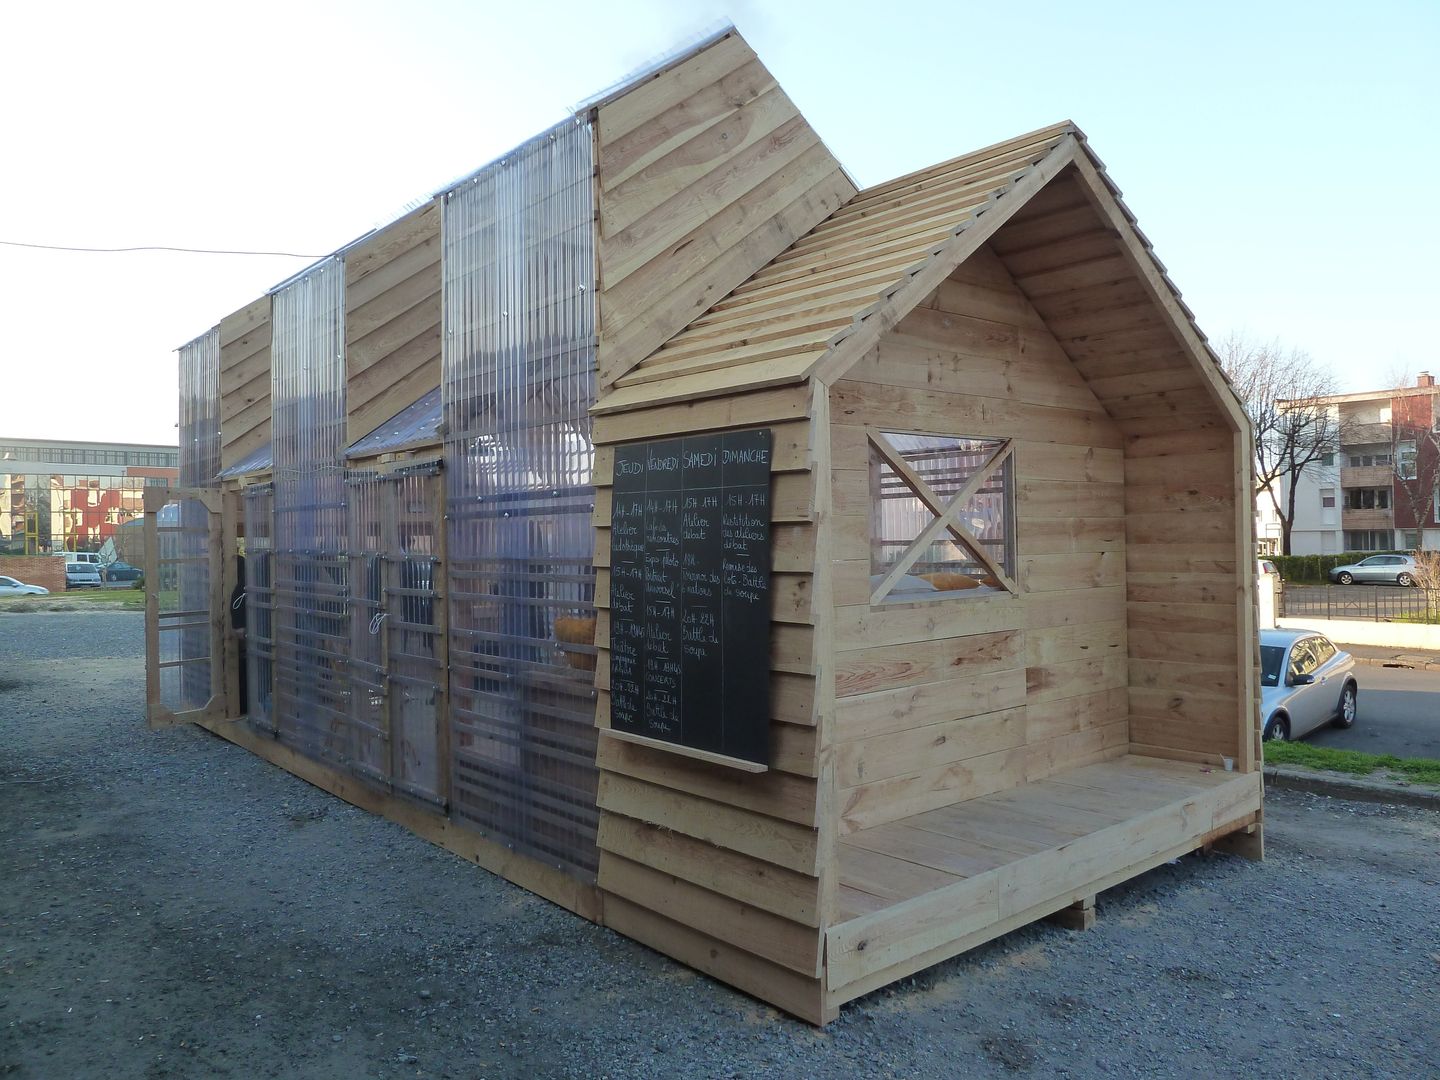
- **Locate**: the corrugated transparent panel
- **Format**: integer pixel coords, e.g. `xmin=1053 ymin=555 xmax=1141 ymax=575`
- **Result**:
xmin=156 ymin=498 xmax=212 ymax=710
xmin=270 ymin=258 xmax=351 ymax=767
xmin=344 ymin=387 xmax=443 ymax=460
xmin=178 ymin=328 xmax=221 ymax=487
xmin=442 ymin=117 xmax=600 ymax=879
xmin=218 ymin=442 xmax=274 ymax=481
xmin=870 ymin=433 xmax=1015 ymax=602
xmin=387 ymin=469 xmax=445 ymax=804
xmin=345 ymin=467 xmax=447 ymax=803
xmin=243 ymin=484 xmax=276 ymax=733
xmin=346 ymin=470 xmax=390 ymax=781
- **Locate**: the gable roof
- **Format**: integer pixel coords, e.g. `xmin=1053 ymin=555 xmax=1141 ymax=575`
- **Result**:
xmin=593 ymin=122 xmax=1078 ymax=413
xmin=592 ymin=123 xmax=1245 ymax=437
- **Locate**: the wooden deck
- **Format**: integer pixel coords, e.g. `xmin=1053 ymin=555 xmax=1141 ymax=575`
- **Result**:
xmin=825 ymin=755 xmax=1262 ymax=1008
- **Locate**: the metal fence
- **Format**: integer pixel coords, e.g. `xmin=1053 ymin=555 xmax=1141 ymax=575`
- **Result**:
xmin=1280 ymin=584 xmax=1440 ymax=623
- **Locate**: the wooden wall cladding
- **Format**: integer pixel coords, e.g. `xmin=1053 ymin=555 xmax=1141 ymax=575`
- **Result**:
xmin=590 ymin=382 xmax=830 ymax=1021
xmin=987 ymin=170 xmax=1249 ymax=763
xmin=219 ymin=297 xmax=273 ymax=471
xmin=344 ymin=202 xmax=442 ymax=445
xmin=594 ymin=30 xmax=856 ymax=388
xmin=828 ymin=250 xmax=1130 ymax=836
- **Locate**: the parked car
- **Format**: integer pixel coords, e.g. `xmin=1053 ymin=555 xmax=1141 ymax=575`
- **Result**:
xmin=64 ymin=563 xmax=103 ymax=589
xmin=102 ymin=561 xmax=143 ymax=582
xmin=55 ymin=551 xmax=103 ymax=569
xmin=0 ymin=575 xmax=49 ymax=597
xmin=1259 ymin=628 xmax=1357 ymax=741
xmin=1327 ymin=554 xmax=1419 ymax=586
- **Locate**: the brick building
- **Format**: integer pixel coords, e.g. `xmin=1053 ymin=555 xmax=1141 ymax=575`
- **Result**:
xmin=0 ymin=438 xmax=179 ymax=556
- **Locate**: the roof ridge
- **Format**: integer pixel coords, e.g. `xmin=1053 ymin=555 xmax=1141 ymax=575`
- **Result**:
xmin=859 ymin=121 xmax=1079 ymax=200
xmin=601 ymin=132 xmax=1083 ymax=410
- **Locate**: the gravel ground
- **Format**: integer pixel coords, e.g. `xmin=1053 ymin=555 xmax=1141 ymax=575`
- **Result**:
xmin=2 ymin=611 xmax=1437 ymax=1079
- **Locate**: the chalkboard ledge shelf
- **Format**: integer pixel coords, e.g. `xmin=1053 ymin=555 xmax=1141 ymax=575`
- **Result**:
xmin=599 ymin=728 xmax=769 ymax=773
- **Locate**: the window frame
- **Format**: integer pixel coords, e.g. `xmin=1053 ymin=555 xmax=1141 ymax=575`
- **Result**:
xmin=866 ymin=429 xmax=1018 ymax=605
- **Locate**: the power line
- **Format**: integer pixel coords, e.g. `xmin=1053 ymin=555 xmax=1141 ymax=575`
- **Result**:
xmin=0 ymin=238 xmax=326 ymax=258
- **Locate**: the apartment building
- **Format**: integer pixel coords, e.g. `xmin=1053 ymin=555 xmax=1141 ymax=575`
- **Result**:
xmin=1276 ymin=373 xmax=1440 ymax=554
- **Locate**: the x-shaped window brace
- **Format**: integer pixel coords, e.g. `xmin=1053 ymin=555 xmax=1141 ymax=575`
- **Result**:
xmin=868 ymin=432 xmax=1018 ymax=605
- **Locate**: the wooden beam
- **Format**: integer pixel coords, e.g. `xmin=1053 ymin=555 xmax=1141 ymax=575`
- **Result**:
xmin=810 ymin=135 xmax=1080 ymax=388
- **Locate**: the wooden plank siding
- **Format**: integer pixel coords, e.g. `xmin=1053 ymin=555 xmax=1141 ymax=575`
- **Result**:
xmin=218 ymin=297 xmax=272 ymax=471
xmin=988 ymin=167 xmax=1253 ymax=766
xmin=343 ymin=202 xmax=443 ymax=445
xmin=589 ymin=381 xmax=830 ymax=1022
xmin=593 ymin=30 xmax=855 ymax=389
xmin=827 ymin=256 xmax=1130 ymax=837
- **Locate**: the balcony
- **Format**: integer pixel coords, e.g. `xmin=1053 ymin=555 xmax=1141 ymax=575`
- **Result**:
xmin=1342 ymin=508 xmax=1394 ymax=530
xmin=1341 ymin=465 xmax=1394 ymax=487
xmin=1345 ymin=422 xmax=1392 ymax=444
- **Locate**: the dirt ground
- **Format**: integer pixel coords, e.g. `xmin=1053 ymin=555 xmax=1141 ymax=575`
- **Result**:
xmin=2 ymin=611 xmax=1437 ymax=1079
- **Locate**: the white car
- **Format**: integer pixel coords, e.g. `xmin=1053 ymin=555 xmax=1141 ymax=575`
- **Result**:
xmin=1259 ymin=628 xmax=1357 ymax=741
xmin=0 ymin=575 xmax=49 ymax=596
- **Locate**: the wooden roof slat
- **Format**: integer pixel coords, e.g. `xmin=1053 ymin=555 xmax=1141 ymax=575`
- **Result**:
xmin=776 ymin=161 xmax=1033 ymax=257
xmin=644 ymin=295 xmax=882 ymax=361
xmin=856 ymin=122 xmax=1076 ymax=202
xmin=626 ymin=328 xmax=845 ymax=384
xmin=595 ymin=128 xmax=1081 ymax=412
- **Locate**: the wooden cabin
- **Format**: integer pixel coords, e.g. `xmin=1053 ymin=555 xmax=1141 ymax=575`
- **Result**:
xmin=146 ymin=28 xmax=1262 ymax=1025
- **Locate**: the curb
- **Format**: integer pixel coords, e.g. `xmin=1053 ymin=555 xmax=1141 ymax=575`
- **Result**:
xmin=1264 ymin=765 xmax=1440 ymax=810
xmin=1349 ymin=654 xmax=1440 ymax=671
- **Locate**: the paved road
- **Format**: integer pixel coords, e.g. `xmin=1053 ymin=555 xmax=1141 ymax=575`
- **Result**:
xmin=1307 ymin=662 xmax=1440 ymax=758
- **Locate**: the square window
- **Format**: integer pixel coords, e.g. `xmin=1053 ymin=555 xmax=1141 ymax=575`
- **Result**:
xmin=868 ymin=431 xmax=1016 ymax=604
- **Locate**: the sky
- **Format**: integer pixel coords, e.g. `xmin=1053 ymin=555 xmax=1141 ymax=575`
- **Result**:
xmin=2 ymin=0 xmax=1436 ymax=447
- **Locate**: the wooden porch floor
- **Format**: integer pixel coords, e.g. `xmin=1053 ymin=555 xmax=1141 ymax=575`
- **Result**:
xmin=826 ymin=754 xmax=1262 ymax=1006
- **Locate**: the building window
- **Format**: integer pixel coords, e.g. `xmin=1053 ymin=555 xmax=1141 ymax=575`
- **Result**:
xmin=1321 ymin=491 xmax=1336 ymax=508
xmin=1401 ymin=530 xmax=1421 ymax=550
xmin=1398 ymin=441 xmax=1418 ymax=480
xmin=1344 ymin=530 xmax=1392 ymax=552
xmin=1345 ymin=488 xmax=1390 ymax=510
xmin=1320 ymin=452 xmax=1334 ymax=467
xmin=869 ymin=431 xmax=1016 ymax=604
xmin=1348 ymin=452 xmax=1393 ymax=467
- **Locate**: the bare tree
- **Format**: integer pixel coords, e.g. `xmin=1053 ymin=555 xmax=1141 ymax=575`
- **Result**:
xmin=1389 ymin=392 xmax=1440 ymax=550
xmin=1217 ymin=334 xmax=1347 ymax=555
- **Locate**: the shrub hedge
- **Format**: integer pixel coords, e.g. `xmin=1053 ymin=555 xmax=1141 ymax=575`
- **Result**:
xmin=1269 ymin=551 xmax=1409 ymax=584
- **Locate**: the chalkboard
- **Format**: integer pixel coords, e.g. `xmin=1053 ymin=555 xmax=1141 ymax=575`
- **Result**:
xmin=608 ymin=429 xmax=774 ymax=766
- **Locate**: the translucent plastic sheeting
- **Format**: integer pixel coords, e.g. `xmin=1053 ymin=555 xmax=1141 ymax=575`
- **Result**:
xmin=870 ymin=433 xmax=1015 ymax=603
xmin=178 ymin=328 xmax=221 ymax=487
xmin=243 ymin=484 xmax=276 ymax=734
xmin=346 ymin=467 xmax=446 ymax=804
xmin=441 ymin=117 xmax=600 ymax=879
xmin=346 ymin=471 xmax=392 ymax=781
xmin=217 ymin=442 xmax=274 ymax=481
xmin=344 ymin=387 xmax=443 ymax=460
xmin=270 ymin=258 xmax=350 ymax=768
xmin=155 ymin=497 xmax=213 ymax=711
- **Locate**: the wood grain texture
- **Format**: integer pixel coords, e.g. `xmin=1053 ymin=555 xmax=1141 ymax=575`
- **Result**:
xmin=343 ymin=202 xmax=442 ymax=445
xmin=218 ymin=297 xmax=272 ymax=470
xmin=595 ymin=31 xmax=854 ymax=388
xmin=826 ymin=261 xmax=1130 ymax=833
